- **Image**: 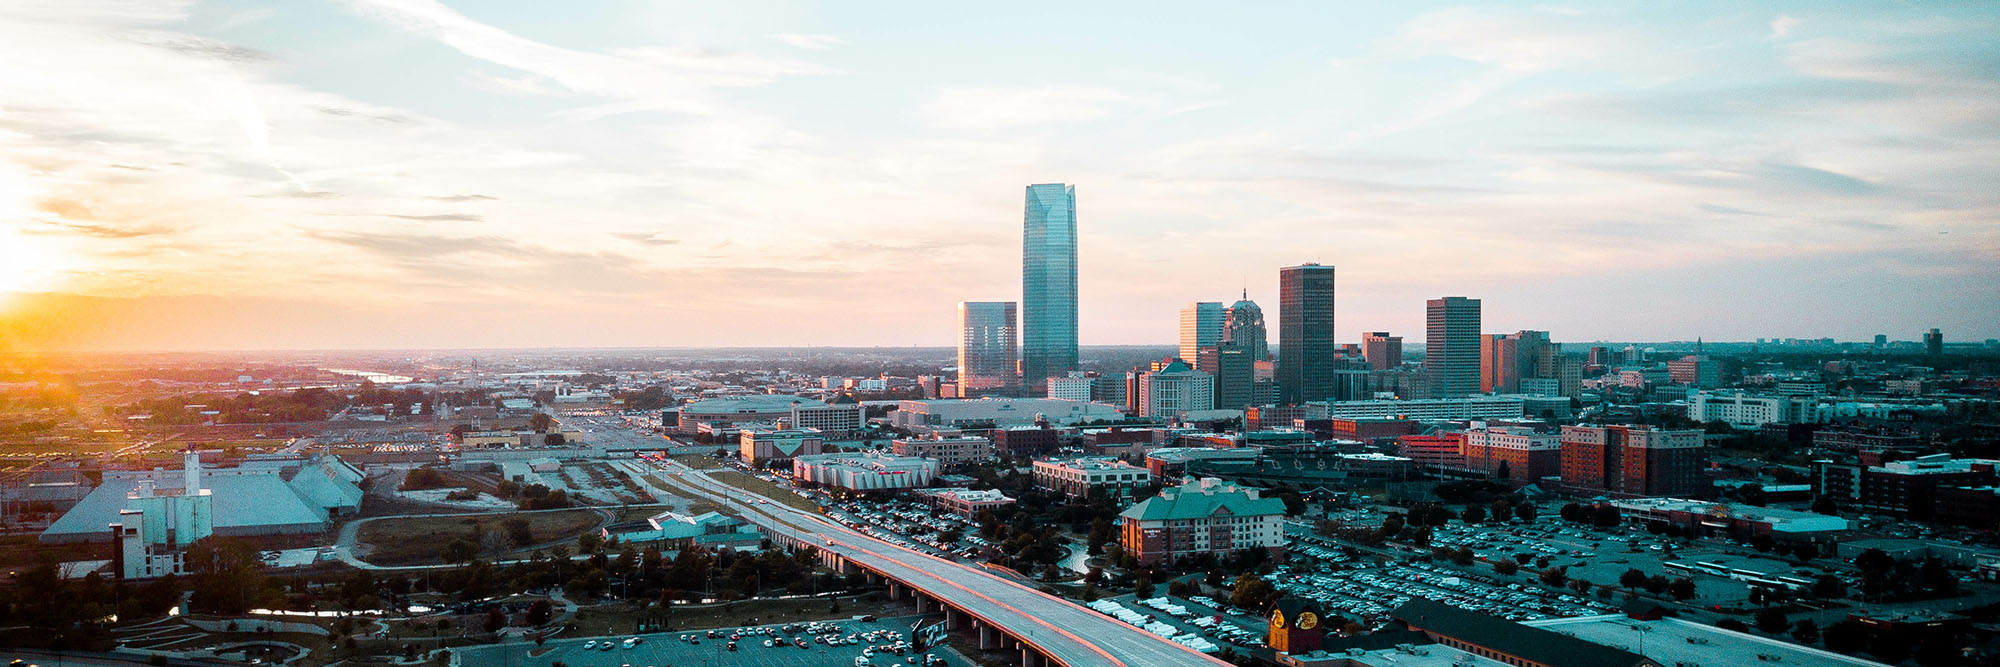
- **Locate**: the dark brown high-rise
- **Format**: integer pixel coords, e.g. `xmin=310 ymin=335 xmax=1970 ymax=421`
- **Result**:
xmin=1277 ymin=264 xmax=1335 ymax=405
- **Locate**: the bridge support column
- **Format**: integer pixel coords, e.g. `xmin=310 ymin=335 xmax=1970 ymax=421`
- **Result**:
xmin=978 ymin=624 xmax=996 ymax=650
xmin=946 ymin=607 xmax=963 ymax=630
xmin=888 ymin=582 xmax=901 ymax=599
xmin=1020 ymin=647 xmax=1042 ymax=667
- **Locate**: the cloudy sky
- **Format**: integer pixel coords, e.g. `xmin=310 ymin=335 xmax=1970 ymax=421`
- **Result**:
xmin=1 ymin=1 xmax=1996 ymax=351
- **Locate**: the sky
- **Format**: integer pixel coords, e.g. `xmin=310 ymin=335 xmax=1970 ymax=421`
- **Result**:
xmin=0 ymin=1 xmax=1996 ymax=352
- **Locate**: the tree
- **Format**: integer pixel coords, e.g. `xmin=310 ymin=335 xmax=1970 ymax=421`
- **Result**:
xmin=1514 ymin=503 xmax=1538 ymax=523
xmin=1559 ymin=502 xmax=1585 ymax=523
xmin=525 ymin=599 xmax=552 ymax=627
xmin=578 ymin=532 xmax=603 ymax=555
xmin=483 ymin=608 xmax=508 ymax=634
xmin=530 ymin=413 xmax=555 ymax=433
xmin=1854 ymin=548 xmax=1894 ymax=575
xmin=1451 ymin=547 xmax=1475 ymax=566
xmin=1134 ymin=572 xmax=1154 ymax=599
xmin=1669 ymin=578 xmax=1696 ymax=601
xmin=505 ymin=518 xmax=535 ymax=548
xmin=442 ymin=537 xmax=480 ymax=564
xmin=1539 ymin=566 xmax=1567 ymax=588
xmin=1754 ymin=609 xmax=1788 ymax=634
xmin=1591 ymin=504 xmax=1620 ymax=528
xmin=1716 ymin=619 xmax=1750 ymax=633
xmin=1810 ymin=496 xmax=1839 ymax=515
xmin=1493 ymin=559 xmax=1519 ymax=576
xmin=1568 ymin=577 xmax=1592 ymax=594
xmin=1812 ymin=574 xmax=1846 ymax=599
xmin=1230 ymin=574 xmax=1278 ymax=611
xmin=1790 ymin=619 xmax=1819 ymax=645
xmin=1378 ymin=514 xmax=1405 ymax=539
xmin=1751 ymin=534 xmax=1775 ymax=553
xmin=1620 ymin=569 xmax=1647 ymax=590
xmin=1460 ymin=504 xmax=1487 ymax=525
xmin=1823 ymin=621 xmax=1868 ymax=654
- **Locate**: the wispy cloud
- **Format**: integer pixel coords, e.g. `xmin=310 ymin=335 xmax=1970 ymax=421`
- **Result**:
xmin=773 ymin=33 xmax=843 ymax=50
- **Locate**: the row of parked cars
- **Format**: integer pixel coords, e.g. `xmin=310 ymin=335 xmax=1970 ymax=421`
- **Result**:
xmin=1268 ymin=559 xmax=1615 ymax=626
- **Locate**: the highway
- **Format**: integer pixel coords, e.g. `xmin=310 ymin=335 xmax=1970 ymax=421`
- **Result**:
xmin=637 ymin=456 xmax=1229 ymax=667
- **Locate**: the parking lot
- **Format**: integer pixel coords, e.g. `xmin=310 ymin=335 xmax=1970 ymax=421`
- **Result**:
xmin=454 ymin=616 xmax=968 ymax=667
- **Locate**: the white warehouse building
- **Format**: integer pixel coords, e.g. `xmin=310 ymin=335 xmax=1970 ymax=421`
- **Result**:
xmin=792 ymin=453 xmax=938 ymax=492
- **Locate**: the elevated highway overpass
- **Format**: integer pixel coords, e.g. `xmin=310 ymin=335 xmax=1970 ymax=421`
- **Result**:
xmin=639 ymin=458 xmax=1229 ymax=667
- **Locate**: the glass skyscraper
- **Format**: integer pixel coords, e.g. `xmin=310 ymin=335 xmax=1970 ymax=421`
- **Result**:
xmin=1426 ymin=296 xmax=1482 ymax=396
xmin=958 ymin=301 xmax=1018 ymax=397
xmin=1022 ymin=183 xmax=1078 ymax=396
xmin=1278 ymin=263 xmax=1336 ymax=405
xmin=1179 ymin=301 xmax=1224 ymax=368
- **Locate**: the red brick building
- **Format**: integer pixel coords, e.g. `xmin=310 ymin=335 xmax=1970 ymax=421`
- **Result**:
xmin=992 ymin=426 xmax=1059 ymax=456
xmin=1396 ymin=433 xmax=1466 ymax=470
xmin=1559 ymin=424 xmax=1706 ymax=497
xmin=1462 ymin=424 xmax=1562 ymax=486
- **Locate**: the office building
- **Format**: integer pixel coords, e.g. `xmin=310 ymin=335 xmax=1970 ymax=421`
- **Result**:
xmin=1179 ymin=302 xmax=1224 ymax=369
xmin=1874 ymin=334 xmax=1889 ymax=348
xmin=1046 ymin=373 xmax=1094 ymax=401
xmin=958 ymin=301 xmax=1019 ymax=397
xmin=1137 ymin=359 xmax=1214 ymax=418
xmin=793 ymin=453 xmax=939 ymax=493
xmin=1559 ymin=425 xmax=1706 ymax=497
xmin=1425 ymin=297 xmax=1482 ymax=396
xmin=1362 ymin=331 xmax=1402 ymax=371
xmin=1397 ymin=433 xmax=1468 ymax=471
xmin=1924 ymin=328 xmax=1944 ymax=355
xmin=992 ymin=425 xmax=1059 ymax=456
xmin=1222 ymin=291 xmax=1269 ymax=360
xmin=1278 ymin=264 xmax=1337 ymax=404
xmin=1687 ymin=391 xmax=1811 ymax=428
xmin=1812 ymin=454 xmax=1995 ymax=517
xmin=1200 ymin=344 xmax=1256 ymax=411
xmin=1666 ymin=355 xmax=1720 ymax=388
xmin=1480 ymin=330 xmax=1551 ymax=394
xmin=789 ymin=402 xmax=867 ymax=438
xmin=1022 ymin=183 xmax=1079 ymax=396
xmin=890 ymin=435 xmax=995 ymax=468
xmin=1033 ymin=456 xmax=1153 ymax=500
xmin=1119 ymin=478 xmax=1286 ymax=566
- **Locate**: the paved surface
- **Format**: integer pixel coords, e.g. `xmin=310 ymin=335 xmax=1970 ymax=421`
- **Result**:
xmin=637 ymin=455 xmax=1227 ymax=667
xmin=459 ymin=617 xmax=971 ymax=667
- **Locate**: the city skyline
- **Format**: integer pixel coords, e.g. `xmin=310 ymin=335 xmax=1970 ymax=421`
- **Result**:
xmin=1 ymin=2 xmax=1997 ymax=352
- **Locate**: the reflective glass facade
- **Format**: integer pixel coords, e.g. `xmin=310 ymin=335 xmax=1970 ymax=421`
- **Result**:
xmin=1022 ymin=183 xmax=1078 ymax=396
xmin=959 ymin=301 xmax=1018 ymax=396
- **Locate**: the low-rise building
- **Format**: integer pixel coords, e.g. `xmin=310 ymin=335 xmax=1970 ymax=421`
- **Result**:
xmin=1119 ymin=478 xmax=1286 ymax=566
xmin=890 ymin=398 xmax=1124 ymax=429
xmin=992 ymin=425 xmax=1060 ymax=456
xmin=914 ymin=488 xmax=1016 ymax=517
xmin=1144 ymin=447 xmax=1260 ymax=479
xmin=1032 ymin=456 xmax=1153 ymax=500
xmin=602 ymin=510 xmax=762 ymax=550
xmin=792 ymin=453 xmax=938 ymax=492
xmin=1609 ymin=497 xmax=1849 ymax=539
xmin=890 ymin=435 xmax=995 ymax=468
xmin=1313 ymin=396 xmax=1525 ymax=421
xmin=739 ymin=428 xmax=825 ymax=466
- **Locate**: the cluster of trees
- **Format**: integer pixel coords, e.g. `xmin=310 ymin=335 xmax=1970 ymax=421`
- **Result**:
xmin=1718 ymin=613 xmax=1968 ymax=665
xmin=0 ymin=561 xmax=183 ymax=645
xmin=1557 ymin=502 xmax=1622 ymax=527
xmin=1616 ymin=569 xmax=1700 ymax=600
xmin=122 ymin=387 xmax=349 ymax=425
xmin=506 ymin=482 xmax=571 ymax=511
xmin=1854 ymin=548 xmax=1958 ymax=601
